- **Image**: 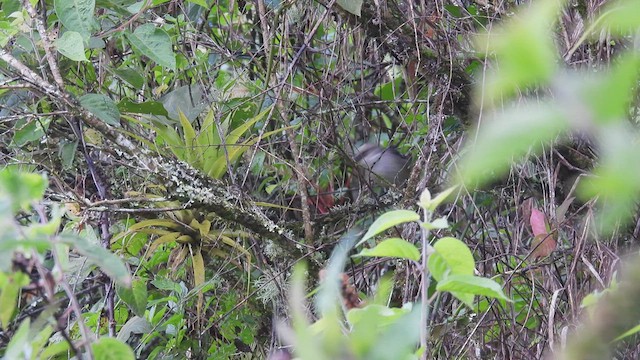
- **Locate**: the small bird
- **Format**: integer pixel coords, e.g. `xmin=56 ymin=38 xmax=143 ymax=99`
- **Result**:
xmin=352 ymin=143 xmax=411 ymax=199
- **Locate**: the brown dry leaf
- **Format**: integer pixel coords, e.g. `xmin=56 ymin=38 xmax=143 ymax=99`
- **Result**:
xmin=530 ymin=233 xmax=557 ymax=260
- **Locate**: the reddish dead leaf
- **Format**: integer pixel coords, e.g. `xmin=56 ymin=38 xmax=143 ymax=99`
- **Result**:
xmin=318 ymin=270 xmax=363 ymax=310
xmin=529 ymin=207 xmax=557 ymax=259
xmin=530 ymin=207 xmax=548 ymax=236
xmin=306 ymin=182 xmax=335 ymax=215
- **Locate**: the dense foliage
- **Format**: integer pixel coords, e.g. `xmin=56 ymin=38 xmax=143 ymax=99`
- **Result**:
xmin=2 ymin=0 xmax=640 ymax=358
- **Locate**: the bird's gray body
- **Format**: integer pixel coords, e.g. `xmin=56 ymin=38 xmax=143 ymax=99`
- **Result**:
xmin=352 ymin=143 xmax=411 ymax=199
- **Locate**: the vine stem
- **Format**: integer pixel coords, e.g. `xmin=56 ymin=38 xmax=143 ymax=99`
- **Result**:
xmin=420 ymin=206 xmax=432 ymax=359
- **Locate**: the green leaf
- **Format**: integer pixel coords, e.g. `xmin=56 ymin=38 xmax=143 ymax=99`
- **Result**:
xmin=40 ymin=341 xmax=71 ymax=359
xmin=436 ymin=275 xmax=511 ymax=302
xmin=0 ymin=170 xmax=47 ymax=211
xmin=191 ymin=246 xmax=205 ymax=318
xmin=114 ymin=68 xmax=145 ymax=90
xmin=428 ymin=237 xmax=474 ymax=281
xmin=92 ymin=337 xmax=135 ymax=360
xmin=3 ymin=318 xmax=30 ymax=358
xmin=353 ymin=238 xmax=420 ymax=261
xmin=127 ymin=24 xmax=176 ymax=70
xmin=0 ymin=272 xmax=30 ymax=328
xmin=579 ymin=124 xmax=640 ymax=233
xmin=117 ymin=278 xmax=148 ymax=317
xmin=80 ymin=94 xmax=121 ymax=126
xmin=178 ymin=110 xmax=198 ymax=165
xmin=595 ymin=0 xmax=640 ymax=36
xmin=58 ymin=140 xmax=78 ymax=170
xmin=336 ymin=0 xmax=362 ymax=16
xmin=614 ymin=323 xmax=640 ymax=342
xmin=422 ymin=217 xmax=449 ymax=230
xmin=579 ymin=53 xmax=640 ymax=125
xmin=116 ymin=316 xmax=152 ymax=343
xmin=425 ymin=186 xmax=458 ymax=211
xmin=117 ymin=99 xmax=168 ymax=116
xmin=60 ymin=234 xmax=131 ymax=287
xmin=56 ymin=31 xmax=87 ymax=61
xmin=12 ymin=119 xmax=46 ymax=146
xmin=186 ymin=0 xmax=207 ymax=7
xmin=457 ymin=103 xmax=569 ymax=188
xmin=357 ymin=210 xmax=420 ymax=246
xmin=54 ymin=0 xmax=97 ymax=39
xmin=207 ymin=106 xmax=274 ymax=178
xmin=475 ymin=0 xmax=562 ymax=103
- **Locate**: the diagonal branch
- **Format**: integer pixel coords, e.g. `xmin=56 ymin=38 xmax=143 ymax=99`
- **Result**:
xmin=0 ymin=48 xmax=312 ymax=264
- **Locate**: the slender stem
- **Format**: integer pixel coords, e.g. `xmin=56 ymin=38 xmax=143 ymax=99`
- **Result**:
xmin=420 ymin=207 xmax=432 ymax=359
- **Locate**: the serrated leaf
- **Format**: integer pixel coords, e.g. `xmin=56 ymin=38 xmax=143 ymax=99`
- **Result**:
xmin=337 ymin=0 xmax=362 ymax=16
xmin=56 ymin=31 xmax=87 ymax=61
xmin=54 ymin=0 xmax=97 ymax=39
xmin=92 ymin=337 xmax=135 ymax=360
xmin=127 ymin=24 xmax=176 ymax=70
xmin=80 ymin=94 xmax=121 ymax=126
xmin=436 ymin=275 xmax=511 ymax=303
xmin=357 ymin=210 xmax=420 ymax=246
xmin=354 ymin=238 xmax=420 ymax=261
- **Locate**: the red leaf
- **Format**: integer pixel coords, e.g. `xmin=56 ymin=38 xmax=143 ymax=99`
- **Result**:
xmin=528 ymin=207 xmax=557 ymax=259
xmin=530 ymin=207 xmax=548 ymax=236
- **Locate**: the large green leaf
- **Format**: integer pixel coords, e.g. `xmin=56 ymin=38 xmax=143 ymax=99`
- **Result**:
xmin=595 ymin=0 xmax=640 ymax=36
xmin=92 ymin=337 xmax=135 ymax=360
xmin=337 ymin=0 xmax=362 ymax=16
xmin=0 ymin=272 xmax=29 ymax=328
xmin=427 ymin=237 xmax=474 ymax=281
xmin=475 ymin=0 xmax=562 ymax=104
xmin=60 ymin=234 xmax=131 ymax=287
xmin=55 ymin=31 xmax=87 ymax=61
xmin=80 ymin=94 xmax=121 ymax=126
xmin=353 ymin=238 xmax=420 ymax=261
xmin=0 ymin=170 xmax=47 ymax=211
xmin=54 ymin=0 xmax=97 ymax=39
xmin=357 ymin=210 xmax=420 ymax=246
xmin=127 ymin=24 xmax=176 ymax=70
xmin=436 ymin=274 xmax=511 ymax=303
xmin=458 ymin=103 xmax=569 ymax=188
xmin=117 ymin=278 xmax=148 ymax=317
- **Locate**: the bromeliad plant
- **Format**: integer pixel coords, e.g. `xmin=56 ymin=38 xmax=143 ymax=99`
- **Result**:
xmin=111 ymin=199 xmax=251 ymax=321
xmin=126 ymin=104 xmax=290 ymax=180
xmin=282 ymin=187 xmax=511 ymax=359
